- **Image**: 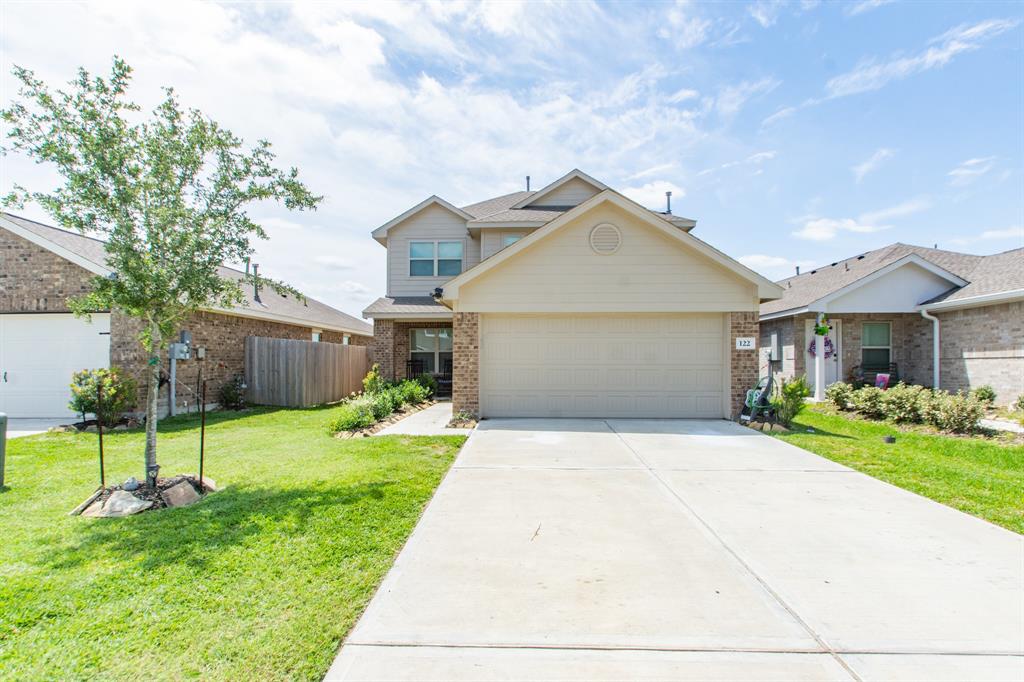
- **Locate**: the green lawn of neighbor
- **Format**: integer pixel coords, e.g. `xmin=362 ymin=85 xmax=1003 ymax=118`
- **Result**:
xmin=0 ymin=406 xmax=465 ymax=680
xmin=773 ymin=404 xmax=1024 ymax=534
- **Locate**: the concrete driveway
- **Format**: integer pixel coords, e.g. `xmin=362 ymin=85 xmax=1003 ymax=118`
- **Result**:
xmin=327 ymin=419 xmax=1024 ymax=681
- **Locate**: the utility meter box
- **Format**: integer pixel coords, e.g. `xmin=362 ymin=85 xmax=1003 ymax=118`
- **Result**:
xmin=169 ymin=342 xmax=191 ymax=360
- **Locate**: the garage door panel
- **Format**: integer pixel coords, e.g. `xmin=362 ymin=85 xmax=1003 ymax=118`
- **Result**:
xmin=0 ymin=313 xmax=111 ymax=418
xmin=480 ymin=314 xmax=725 ymax=419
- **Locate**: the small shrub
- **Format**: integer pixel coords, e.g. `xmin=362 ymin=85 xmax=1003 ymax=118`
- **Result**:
xmin=370 ymin=389 xmax=401 ymax=420
xmin=415 ymin=372 xmax=438 ymax=397
xmin=398 ymin=380 xmax=430 ymax=405
xmin=773 ymin=375 xmax=810 ymax=427
xmin=970 ymin=385 xmax=997 ymax=406
xmin=68 ymin=367 xmax=137 ymax=426
xmin=1014 ymin=394 xmax=1024 ymax=413
xmin=882 ymin=382 xmax=924 ymax=423
xmin=362 ymin=363 xmax=385 ymax=395
xmin=825 ymin=381 xmax=856 ymax=411
xmin=916 ymin=388 xmax=944 ymax=427
xmin=934 ymin=391 xmax=984 ymax=434
xmin=851 ymin=386 xmax=886 ymax=420
xmin=328 ymin=396 xmax=375 ymax=432
xmin=218 ymin=375 xmax=247 ymax=410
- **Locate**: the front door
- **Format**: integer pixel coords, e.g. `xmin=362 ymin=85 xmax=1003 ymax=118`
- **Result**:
xmin=804 ymin=318 xmax=842 ymax=391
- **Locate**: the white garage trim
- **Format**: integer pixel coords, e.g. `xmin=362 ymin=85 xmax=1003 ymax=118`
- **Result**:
xmin=479 ymin=313 xmax=727 ymax=419
xmin=0 ymin=313 xmax=111 ymax=418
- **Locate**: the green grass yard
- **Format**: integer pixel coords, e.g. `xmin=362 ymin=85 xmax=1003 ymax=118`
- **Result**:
xmin=773 ymin=405 xmax=1024 ymax=534
xmin=0 ymin=407 xmax=465 ymax=680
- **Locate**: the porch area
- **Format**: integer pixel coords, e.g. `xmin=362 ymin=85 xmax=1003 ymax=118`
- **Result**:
xmin=370 ymin=318 xmax=454 ymax=397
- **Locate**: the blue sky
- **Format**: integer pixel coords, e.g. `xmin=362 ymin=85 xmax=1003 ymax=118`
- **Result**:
xmin=2 ymin=1 xmax=1021 ymax=314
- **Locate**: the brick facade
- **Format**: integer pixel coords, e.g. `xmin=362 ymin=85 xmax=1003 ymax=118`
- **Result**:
xmin=0 ymin=228 xmax=97 ymax=312
xmin=452 ymin=312 xmax=480 ymax=417
xmin=935 ymin=302 xmax=1023 ymax=405
xmin=3 ymin=226 xmax=372 ymax=416
xmin=729 ymin=311 xmax=759 ymax=418
xmin=370 ymin=319 xmax=453 ymax=381
xmin=760 ymin=313 xmax=935 ymax=387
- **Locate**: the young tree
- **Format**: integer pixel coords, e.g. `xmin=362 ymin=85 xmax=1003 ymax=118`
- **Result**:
xmin=2 ymin=57 xmax=321 ymax=487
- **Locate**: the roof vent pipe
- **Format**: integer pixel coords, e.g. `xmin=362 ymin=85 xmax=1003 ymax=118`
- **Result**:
xmin=795 ymin=265 xmax=800 ymax=275
xmin=665 ymin=191 xmax=672 ymax=214
xmin=252 ymin=263 xmax=261 ymax=303
xmin=526 ymin=175 xmax=530 ymax=191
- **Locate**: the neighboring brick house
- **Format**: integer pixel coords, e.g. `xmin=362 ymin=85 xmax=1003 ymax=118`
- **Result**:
xmin=759 ymin=243 xmax=1024 ymax=405
xmin=0 ymin=213 xmax=372 ymax=418
xmin=362 ymin=169 xmax=783 ymax=419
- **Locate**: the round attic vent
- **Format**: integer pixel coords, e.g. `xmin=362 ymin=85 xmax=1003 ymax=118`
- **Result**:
xmin=589 ymin=223 xmax=621 ymax=255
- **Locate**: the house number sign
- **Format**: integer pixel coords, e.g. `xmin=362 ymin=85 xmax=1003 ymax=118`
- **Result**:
xmin=735 ymin=337 xmax=755 ymax=350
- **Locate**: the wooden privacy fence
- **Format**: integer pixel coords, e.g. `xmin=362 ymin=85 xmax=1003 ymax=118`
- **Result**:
xmin=245 ymin=337 xmax=370 ymax=407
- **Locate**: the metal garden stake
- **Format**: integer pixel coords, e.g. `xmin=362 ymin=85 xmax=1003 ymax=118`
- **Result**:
xmin=97 ymin=383 xmax=105 ymax=489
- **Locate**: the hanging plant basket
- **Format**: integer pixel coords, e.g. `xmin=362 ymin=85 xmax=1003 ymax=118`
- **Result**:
xmin=814 ymin=315 xmax=831 ymax=336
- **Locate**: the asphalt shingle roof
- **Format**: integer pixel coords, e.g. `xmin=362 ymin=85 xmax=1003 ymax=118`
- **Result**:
xmin=924 ymin=247 xmax=1024 ymax=304
xmin=761 ymin=242 xmax=1017 ymax=316
xmin=3 ymin=213 xmax=372 ymax=335
xmin=362 ymin=296 xmax=450 ymax=318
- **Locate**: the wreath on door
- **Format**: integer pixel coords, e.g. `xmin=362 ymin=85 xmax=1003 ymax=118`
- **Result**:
xmin=807 ymin=335 xmax=835 ymax=359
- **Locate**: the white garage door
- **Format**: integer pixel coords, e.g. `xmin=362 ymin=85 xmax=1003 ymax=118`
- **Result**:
xmin=0 ymin=313 xmax=111 ymax=418
xmin=480 ymin=314 xmax=725 ymax=418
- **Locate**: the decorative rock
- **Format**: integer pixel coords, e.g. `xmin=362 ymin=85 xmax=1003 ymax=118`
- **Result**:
xmin=123 ymin=477 xmax=140 ymax=491
xmin=200 ymin=476 xmax=217 ymax=492
xmin=83 ymin=490 xmax=153 ymax=517
xmin=84 ymin=425 xmax=99 ymax=433
xmin=161 ymin=481 xmax=201 ymax=508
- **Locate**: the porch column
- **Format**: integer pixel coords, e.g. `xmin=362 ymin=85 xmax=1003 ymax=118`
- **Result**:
xmin=814 ymin=312 xmax=826 ymax=401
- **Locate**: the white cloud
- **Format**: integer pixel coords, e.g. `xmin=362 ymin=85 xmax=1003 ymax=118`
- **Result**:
xmin=760 ymin=106 xmax=797 ymax=127
xmin=793 ymin=197 xmax=931 ymax=241
xmin=661 ymin=1 xmax=712 ymax=48
xmin=698 ymin=150 xmax=777 ymax=176
xmin=826 ymin=18 xmax=1019 ymax=98
xmin=851 ymin=148 xmax=895 ymax=183
xmin=738 ymin=254 xmax=815 ymax=279
xmin=949 ymin=225 xmax=1024 ymax=246
xmin=845 ymin=0 xmax=895 ymax=17
xmin=747 ymin=0 xmax=785 ymax=28
xmin=621 ymin=181 xmax=685 ymax=211
xmin=624 ymin=163 xmax=677 ymax=181
xmin=715 ymin=77 xmax=780 ymax=117
xmin=667 ymin=87 xmax=700 ymax=103
xmin=947 ymin=156 xmax=996 ymax=186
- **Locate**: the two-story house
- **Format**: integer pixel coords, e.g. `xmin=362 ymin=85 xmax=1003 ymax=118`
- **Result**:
xmin=363 ymin=169 xmax=783 ymax=420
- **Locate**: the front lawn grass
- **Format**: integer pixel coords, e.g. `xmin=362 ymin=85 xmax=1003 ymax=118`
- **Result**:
xmin=0 ymin=406 xmax=465 ymax=680
xmin=773 ymin=404 xmax=1024 ymax=534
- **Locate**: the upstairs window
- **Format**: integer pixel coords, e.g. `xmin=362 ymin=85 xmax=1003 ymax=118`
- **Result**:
xmin=409 ymin=241 xmax=463 ymax=276
xmin=502 ymin=234 xmax=523 ymax=248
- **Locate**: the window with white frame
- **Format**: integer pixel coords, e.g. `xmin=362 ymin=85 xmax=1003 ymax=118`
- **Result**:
xmin=342 ymin=334 xmax=350 ymax=345
xmin=409 ymin=241 xmax=463 ymax=276
xmin=861 ymin=322 xmax=891 ymax=370
xmin=502 ymin=234 xmax=523 ymax=248
xmin=410 ymin=328 xmax=453 ymax=374
xmin=311 ymin=331 xmax=322 ymax=342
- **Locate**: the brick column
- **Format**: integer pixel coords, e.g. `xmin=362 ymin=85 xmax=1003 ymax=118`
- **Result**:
xmin=371 ymin=318 xmax=395 ymax=380
xmin=452 ymin=312 xmax=480 ymax=417
xmin=729 ymin=311 xmax=759 ymax=419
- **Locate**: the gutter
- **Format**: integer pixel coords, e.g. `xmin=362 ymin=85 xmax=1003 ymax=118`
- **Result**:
xmin=919 ymin=308 xmax=941 ymax=390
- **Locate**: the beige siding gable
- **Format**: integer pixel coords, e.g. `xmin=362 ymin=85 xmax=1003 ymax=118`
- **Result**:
xmin=525 ymin=176 xmax=601 ymax=208
xmin=456 ymin=203 xmax=757 ymax=313
xmin=386 ymin=204 xmax=479 ymax=297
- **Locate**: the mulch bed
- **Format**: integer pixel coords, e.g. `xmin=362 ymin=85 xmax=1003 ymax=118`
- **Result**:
xmin=72 ymin=475 xmax=207 ymax=516
xmin=447 ymin=417 xmax=478 ymax=429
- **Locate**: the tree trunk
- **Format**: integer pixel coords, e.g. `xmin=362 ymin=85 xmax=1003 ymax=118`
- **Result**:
xmin=144 ymin=321 xmax=162 ymax=488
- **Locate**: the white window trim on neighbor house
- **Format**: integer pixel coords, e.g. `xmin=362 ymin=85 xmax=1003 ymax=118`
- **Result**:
xmin=409 ymin=240 xmax=464 ymax=277
xmin=410 ymin=328 xmax=453 ymax=374
xmin=861 ymin=321 xmax=892 ymax=369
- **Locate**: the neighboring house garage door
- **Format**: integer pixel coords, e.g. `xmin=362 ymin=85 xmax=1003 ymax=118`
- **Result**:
xmin=0 ymin=313 xmax=111 ymax=418
xmin=479 ymin=313 xmax=726 ymax=418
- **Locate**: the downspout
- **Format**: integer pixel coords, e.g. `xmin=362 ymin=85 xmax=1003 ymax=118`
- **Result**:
xmin=919 ymin=308 xmax=941 ymax=390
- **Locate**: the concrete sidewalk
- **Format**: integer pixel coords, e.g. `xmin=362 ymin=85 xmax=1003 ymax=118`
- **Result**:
xmin=5 ymin=418 xmax=66 ymax=438
xmin=375 ymin=402 xmax=473 ymax=436
xmin=327 ymin=419 xmax=1024 ymax=681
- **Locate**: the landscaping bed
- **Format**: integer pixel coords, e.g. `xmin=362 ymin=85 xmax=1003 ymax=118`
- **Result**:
xmin=774 ymin=404 xmax=1024 ymax=534
xmin=0 ymin=405 xmax=466 ymax=680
